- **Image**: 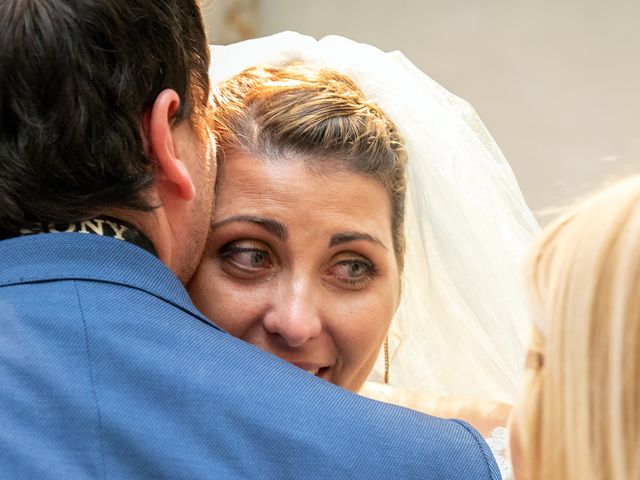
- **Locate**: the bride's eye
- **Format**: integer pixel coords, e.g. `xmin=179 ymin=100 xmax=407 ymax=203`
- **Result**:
xmin=219 ymin=240 xmax=274 ymax=279
xmin=327 ymin=257 xmax=376 ymax=289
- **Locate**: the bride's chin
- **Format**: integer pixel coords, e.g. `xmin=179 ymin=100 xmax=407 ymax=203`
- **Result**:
xmin=314 ymin=367 xmax=353 ymax=390
xmin=334 ymin=374 xmax=368 ymax=393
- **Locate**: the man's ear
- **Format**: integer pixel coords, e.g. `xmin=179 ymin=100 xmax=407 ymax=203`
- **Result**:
xmin=143 ymin=89 xmax=195 ymax=201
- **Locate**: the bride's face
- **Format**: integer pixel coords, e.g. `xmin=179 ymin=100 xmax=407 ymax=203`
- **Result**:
xmin=188 ymin=153 xmax=401 ymax=392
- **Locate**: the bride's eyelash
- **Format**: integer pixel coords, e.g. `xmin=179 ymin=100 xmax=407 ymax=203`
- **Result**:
xmin=219 ymin=245 xmax=259 ymax=257
xmin=218 ymin=240 xmax=266 ymax=256
xmin=356 ymin=258 xmax=377 ymax=276
xmin=347 ymin=257 xmax=376 ymax=271
xmin=217 ymin=241 xmax=273 ymax=271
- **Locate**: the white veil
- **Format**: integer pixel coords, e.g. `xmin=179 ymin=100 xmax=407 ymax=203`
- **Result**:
xmin=209 ymin=32 xmax=540 ymax=404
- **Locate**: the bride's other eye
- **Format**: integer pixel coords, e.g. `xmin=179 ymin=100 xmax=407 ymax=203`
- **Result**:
xmin=327 ymin=256 xmax=376 ymax=289
xmin=219 ymin=240 xmax=274 ymax=279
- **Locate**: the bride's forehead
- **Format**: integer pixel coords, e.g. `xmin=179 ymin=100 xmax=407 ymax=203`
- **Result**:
xmin=220 ymin=153 xmax=388 ymax=200
xmin=215 ymin=160 xmax=390 ymax=226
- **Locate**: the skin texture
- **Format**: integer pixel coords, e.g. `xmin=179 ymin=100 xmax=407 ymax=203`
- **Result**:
xmin=189 ymin=154 xmax=401 ymax=392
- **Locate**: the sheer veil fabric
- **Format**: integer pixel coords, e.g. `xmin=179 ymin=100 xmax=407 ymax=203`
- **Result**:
xmin=209 ymin=32 xmax=539 ymax=404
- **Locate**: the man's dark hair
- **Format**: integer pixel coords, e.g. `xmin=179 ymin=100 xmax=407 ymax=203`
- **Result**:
xmin=0 ymin=0 xmax=210 ymax=230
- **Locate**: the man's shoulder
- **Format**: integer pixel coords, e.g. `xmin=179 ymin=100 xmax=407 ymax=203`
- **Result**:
xmin=0 ymin=233 xmax=203 ymax=317
xmin=0 ymin=235 xmax=500 ymax=479
xmin=329 ymin=400 xmax=500 ymax=479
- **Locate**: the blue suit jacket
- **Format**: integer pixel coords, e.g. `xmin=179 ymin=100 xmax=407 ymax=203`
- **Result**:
xmin=0 ymin=233 xmax=500 ymax=479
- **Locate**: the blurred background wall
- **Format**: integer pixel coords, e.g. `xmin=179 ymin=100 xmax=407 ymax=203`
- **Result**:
xmin=203 ymin=0 xmax=639 ymax=218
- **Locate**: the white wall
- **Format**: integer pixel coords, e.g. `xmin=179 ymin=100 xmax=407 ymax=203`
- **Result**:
xmin=216 ymin=0 xmax=639 ymax=216
xmin=203 ymin=0 xmax=258 ymax=45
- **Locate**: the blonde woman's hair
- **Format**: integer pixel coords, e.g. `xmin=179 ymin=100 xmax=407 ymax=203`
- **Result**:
xmin=517 ymin=175 xmax=640 ymax=480
xmin=210 ymin=63 xmax=408 ymax=269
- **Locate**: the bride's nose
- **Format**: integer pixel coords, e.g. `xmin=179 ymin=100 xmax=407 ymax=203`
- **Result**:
xmin=262 ymin=279 xmax=322 ymax=348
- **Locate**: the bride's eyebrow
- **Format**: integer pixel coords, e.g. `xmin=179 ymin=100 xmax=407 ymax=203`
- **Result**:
xmin=211 ymin=215 xmax=288 ymax=241
xmin=329 ymin=232 xmax=386 ymax=249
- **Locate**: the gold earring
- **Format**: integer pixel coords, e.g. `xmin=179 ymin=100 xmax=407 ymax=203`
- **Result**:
xmin=525 ymin=349 xmax=544 ymax=370
xmin=384 ymin=335 xmax=390 ymax=384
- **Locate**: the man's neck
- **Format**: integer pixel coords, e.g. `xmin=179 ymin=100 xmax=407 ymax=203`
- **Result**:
xmin=107 ymin=208 xmax=189 ymax=283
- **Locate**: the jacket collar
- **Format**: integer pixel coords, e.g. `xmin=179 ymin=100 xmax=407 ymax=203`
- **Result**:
xmin=0 ymin=232 xmax=218 ymax=329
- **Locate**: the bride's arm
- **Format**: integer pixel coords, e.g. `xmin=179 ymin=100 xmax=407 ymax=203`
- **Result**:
xmin=359 ymin=381 xmax=511 ymax=438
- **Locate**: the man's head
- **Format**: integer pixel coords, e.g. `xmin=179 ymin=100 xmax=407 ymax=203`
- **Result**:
xmin=0 ymin=0 xmax=215 ymax=281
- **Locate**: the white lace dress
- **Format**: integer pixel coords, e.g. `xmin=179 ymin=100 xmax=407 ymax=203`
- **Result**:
xmin=486 ymin=427 xmax=513 ymax=480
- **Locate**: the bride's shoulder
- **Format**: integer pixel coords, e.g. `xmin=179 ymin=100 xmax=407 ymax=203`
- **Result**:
xmin=359 ymin=381 xmax=512 ymax=437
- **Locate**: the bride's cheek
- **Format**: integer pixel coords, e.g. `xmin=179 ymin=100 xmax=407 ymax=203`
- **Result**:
xmin=207 ymin=276 xmax=272 ymax=337
xmin=195 ymin=264 xmax=260 ymax=337
xmin=337 ymin=294 xmax=389 ymax=361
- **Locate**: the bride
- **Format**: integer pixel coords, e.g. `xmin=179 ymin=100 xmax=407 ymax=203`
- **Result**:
xmin=189 ymin=33 xmax=536 ymax=466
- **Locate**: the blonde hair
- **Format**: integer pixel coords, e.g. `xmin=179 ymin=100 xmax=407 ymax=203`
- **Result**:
xmin=210 ymin=63 xmax=408 ymax=268
xmin=517 ymin=175 xmax=640 ymax=479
